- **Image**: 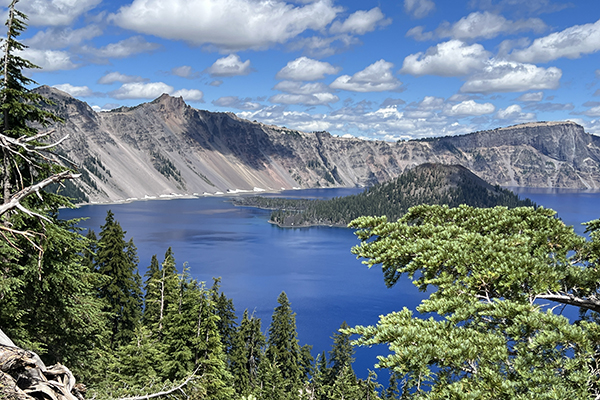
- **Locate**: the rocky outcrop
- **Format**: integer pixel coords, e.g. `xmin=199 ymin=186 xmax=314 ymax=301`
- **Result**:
xmin=37 ymin=86 xmax=600 ymax=203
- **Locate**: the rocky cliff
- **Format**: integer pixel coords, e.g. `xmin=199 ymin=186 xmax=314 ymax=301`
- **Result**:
xmin=38 ymin=86 xmax=600 ymax=203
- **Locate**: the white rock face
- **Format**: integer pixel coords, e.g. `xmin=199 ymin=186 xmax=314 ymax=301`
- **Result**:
xmin=38 ymin=86 xmax=600 ymax=203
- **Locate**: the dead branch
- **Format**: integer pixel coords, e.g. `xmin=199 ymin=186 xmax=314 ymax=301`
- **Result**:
xmin=117 ymin=366 xmax=202 ymax=400
xmin=0 ymin=170 xmax=80 ymax=218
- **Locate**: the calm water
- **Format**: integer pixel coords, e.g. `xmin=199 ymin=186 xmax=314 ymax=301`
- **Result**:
xmin=60 ymin=187 xmax=600 ymax=379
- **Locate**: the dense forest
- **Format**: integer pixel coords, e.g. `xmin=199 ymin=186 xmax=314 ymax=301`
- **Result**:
xmin=233 ymin=163 xmax=535 ymax=227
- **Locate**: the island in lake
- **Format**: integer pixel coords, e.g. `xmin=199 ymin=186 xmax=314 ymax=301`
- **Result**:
xmin=233 ymin=163 xmax=536 ymax=227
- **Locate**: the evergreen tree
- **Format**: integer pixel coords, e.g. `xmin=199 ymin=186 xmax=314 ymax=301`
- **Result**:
xmin=266 ymin=291 xmax=303 ymax=394
xmin=211 ymin=277 xmax=238 ymax=361
xmin=96 ymin=210 xmax=143 ymax=348
xmin=230 ymin=309 xmax=266 ymax=396
xmin=348 ymin=205 xmax=600 ymax=398
xmin=142 ymin=254 xmax=160 ymax=327
xmin=0 ymin=0 xmax=104 ymax=379
xmin=328 ymin=321 xmax=354 ymax=384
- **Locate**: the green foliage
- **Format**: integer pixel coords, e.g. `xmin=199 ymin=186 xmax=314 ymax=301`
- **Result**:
xmin=347 ymin=205 xmax=600 ymax=398
xmin=96 ymin=210 xmax=143 ymax=348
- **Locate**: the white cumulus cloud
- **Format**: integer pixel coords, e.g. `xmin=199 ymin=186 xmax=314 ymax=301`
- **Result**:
xmin=510 ymin=18 xmax=600 ymax=63
xmin=52 ymin=83 xmax=93 ymax=97
xmin=205 ymin=54 xmax=252 ymax=77
xmin=24 ymin=25 xmax=103 ymax=49
xmin=172 ymin=89 xmax=204 ymax=102
xmin=404 ymin=0 xmax=435 ymax=19
xmin=80 ymin=36 xmax=161 ymax=59
xmin=213 ymin=96 xmax=262 ymax=110
xmin=111 ymin=0 xmax=341 ymax=51
xmin=109 ymin=82 xmax=203 ymax=101
xmin=276 ymin=57 xmax=340 ymax=81
xmin=329 ymin=7 xmax=391 ymax=35
xmin=516 ymin=92 xmax=544 ymax=102
xmin=16 ymin=0 xmax=102 ymax=26
xmin=400 ymin=40 xmax=490 ymax=77
xmin=110 ymin=82 xmax=174 ymax=100
xmin=330 ymin=59 xmax=401 ymax=92
xmin=98 ymin=72 xmax=147 ymax=85
xmin=171 ymin=66 xmax=200 ymax=79
xmin=495 ymin=104 xmax=536 ymax=122
xmin=444 ymin=100 xmax=495 ymax=116
xmin=435 ymin=12 xmax=546 ymax=40
xmin=270 ymin=92 xmax=339 ymax=106
xmin=18 ymin=48 xmax=78 ymax=71
xmin=461 ymin=60 xmax=562 ymax=93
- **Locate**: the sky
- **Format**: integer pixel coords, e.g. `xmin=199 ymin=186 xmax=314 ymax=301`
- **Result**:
xmin=5 ymin=0 xmax=600 ymax=140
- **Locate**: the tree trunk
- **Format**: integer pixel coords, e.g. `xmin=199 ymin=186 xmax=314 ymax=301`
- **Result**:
xmin=0 ymin=328 xmax=85 ymax=400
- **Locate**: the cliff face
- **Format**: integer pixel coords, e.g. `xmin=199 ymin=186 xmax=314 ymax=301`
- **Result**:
xmin=38 ymin=87 xmax=600 ymax=203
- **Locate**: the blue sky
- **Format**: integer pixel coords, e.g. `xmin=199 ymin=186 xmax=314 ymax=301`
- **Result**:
xmin=7 ymin=0 xmax=600 ymax=140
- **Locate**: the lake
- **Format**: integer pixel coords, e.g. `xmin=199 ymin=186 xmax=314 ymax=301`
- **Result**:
xmin=59 ymin=187 xmax=600 ymax=380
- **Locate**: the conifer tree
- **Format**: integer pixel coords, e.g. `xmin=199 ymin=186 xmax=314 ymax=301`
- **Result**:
xmin=0 ymin=0 xmax=102 ymax=378
xmin=96 ymin=210 xmax=143 ymax=348
xmin=142 ymin=254 xmax=160 ymax=326
xmin=211 ymin=277 xmax=238 ymax=360
xmin=328 ymin=321 xmax=355 ymax=384
xmin=266 ymin=291 xmax=303 ymax=394
xmin=231 ymin=309 xmax=266 ymax=396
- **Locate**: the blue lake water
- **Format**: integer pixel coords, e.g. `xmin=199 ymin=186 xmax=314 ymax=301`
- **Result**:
xmin=60 ymin=187 xmax=600 ymax=380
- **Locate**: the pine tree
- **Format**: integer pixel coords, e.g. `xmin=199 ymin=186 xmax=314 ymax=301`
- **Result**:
xmin=96 ymin=210 xmax=143 ymax=348
xmin=211 ymin=277 xmax=238 ymax=361
xmin=142 ymin=254 xmax=160 ymax=327
xmin=266 ymin=291 xmax=303 ymax=394
xmin=230 ymin=309 xmax=266 ymax=396
xmin=0 ymin=0 xmax=103 ymax=379
xmin=328 ymin=321 xmax=355 ymax=384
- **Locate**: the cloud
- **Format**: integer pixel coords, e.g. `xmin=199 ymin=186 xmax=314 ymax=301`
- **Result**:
xmin=98 ymin=72 xmax=147 ymax=85
xmin=329 ymin=7 xmax=391 ymax=35
xmin=468 ymin=0 xmax=572 ymax=16
xmin=405 ymin=26 xmax=434 ymax=41
xmin=330 ymin=59 xmax=401 ymax=92
xmin=80 ymin=36 xmax=161 ymax=59
xmin=582 ymin=106 xmax=600 ymax=117
xmin=269 ymin=93 xmax=339 ymax=106
xmin=172 ymin=89 xmax=204 ymax=102
xmin=171 ymin=66 xmax=200 ymax=79
xmin=400 ymin=40 xmax=490 ymax=77
xmin=288 ymin=34 xmax=360 ymax=58
xmin=525 ymin=102 xmax=574 ymax=111
xmin=510 ymin=19 xmax=600 ymax=63
xmin=18 ymin=48 xmax=78 ymax=71
xmin=443 ymin=100 xmax=495 ymax=116
xmin=109 ymin=82 xmax=203 ymax=101
xmin=461 ymin=60 xmax=562 ymax=93
xmin=110 ymin=82 xmax=174 ymax=100
xmin=52 ymin=83 xmax=94 ymax=97
xmin=275 ymin=57 xmax=340 ymax=81
xmin=516 ymin=92 xmax=543 ymax=102
xmin=435 ymin=12 xmax=546 ymax=40
xmin=271 ymin=81 xmax=339 ymax=105
xmin=111 ymin=0 xmax=341 ymax=51
xmin=204 ymin=54 xmax=252 ymax=77
xmin=24 ymin=25 xmax=103 ymax=49
xmin=495 ymin=104 xmax=536 ymax=122
xmin=16 ymin=0 xmax=102 ymax=26
xmin=404 ymin=0 xmax=436 ymax=19
xmin=213 ymin=96 xmax=262 ymax=110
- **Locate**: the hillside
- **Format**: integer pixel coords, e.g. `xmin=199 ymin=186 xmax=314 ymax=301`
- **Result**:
xmin=37 ymin=86 xmax=600 ymax=203
xmin=233 ymin=163 xmax=535 ymax=227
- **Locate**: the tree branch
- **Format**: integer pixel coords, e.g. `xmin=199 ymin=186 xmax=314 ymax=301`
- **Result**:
xmin=536 ymin=292 xmax=600 ymax=314
xmin=0 ymin=169 xmax=79 ymax=217
xmin=118 ymin=366 xmax=202 ymax=400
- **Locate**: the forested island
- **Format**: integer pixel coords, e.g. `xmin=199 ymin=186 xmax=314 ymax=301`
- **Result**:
xmin=233 ymin=163 xmax=535 ymax=227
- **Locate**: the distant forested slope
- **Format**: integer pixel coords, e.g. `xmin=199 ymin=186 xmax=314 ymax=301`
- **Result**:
xmin=233 ymin=163 xmax=535 ymax=227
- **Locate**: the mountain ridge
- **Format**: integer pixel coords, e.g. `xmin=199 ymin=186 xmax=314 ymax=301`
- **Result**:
xmin=37 ymin=86 xmax=600 ymax=203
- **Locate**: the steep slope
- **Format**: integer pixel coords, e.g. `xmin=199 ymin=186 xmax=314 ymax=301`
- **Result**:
xmin=234 ymin=163 xmax=535 ymax=227
xmin=38 ymin=86 xmax=600 ymax=203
